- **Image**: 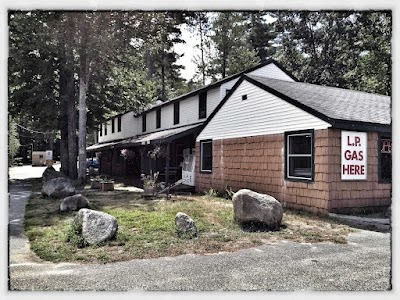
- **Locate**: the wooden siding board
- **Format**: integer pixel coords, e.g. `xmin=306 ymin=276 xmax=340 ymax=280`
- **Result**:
xmin=197 ymin=80 xmax=331 ymax=141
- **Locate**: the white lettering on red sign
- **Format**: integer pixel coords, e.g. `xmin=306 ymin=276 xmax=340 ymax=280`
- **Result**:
xmin=341 ymin=131 xmax=367 ymax=180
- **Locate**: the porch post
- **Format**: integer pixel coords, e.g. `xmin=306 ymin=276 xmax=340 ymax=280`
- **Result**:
xmin=166 ymin=142 xmax=171 ymax=197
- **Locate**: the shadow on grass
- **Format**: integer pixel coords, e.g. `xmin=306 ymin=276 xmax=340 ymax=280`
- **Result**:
xmin=238 ymin=221 xmax=286 ymax=232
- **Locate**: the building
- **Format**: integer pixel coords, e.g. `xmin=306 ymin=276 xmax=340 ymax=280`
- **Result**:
xmin=195 ymin=74 xmax=391 ymax=214
xmin=87 ymin=59 xmax=296 ymax=185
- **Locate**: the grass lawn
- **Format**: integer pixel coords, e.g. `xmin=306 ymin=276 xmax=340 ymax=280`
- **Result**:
xmin=24 ymin=179 xmax=354 ymax=264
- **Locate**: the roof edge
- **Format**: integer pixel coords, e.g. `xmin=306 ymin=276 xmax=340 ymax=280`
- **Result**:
xmin=135 ymin=58 xmax=298 ymax=117
xmin=243 ymin=75 xmax=335 ymax=125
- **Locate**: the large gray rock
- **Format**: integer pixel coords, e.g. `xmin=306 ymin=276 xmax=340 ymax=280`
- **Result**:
xmin=74 ymin=208 xmax=118 ymax=245
xmin=232 ymin=189 xmax=283 ymax=230
xmin=60 ymin=194 xmax=90 ymax=212
xmin=42 ymin=177 xmax=76 ymax=198
xmin=175 ymin=212 xmax=197 ymax=238
xmin=42 ymin=166 xmax=63 ymax=183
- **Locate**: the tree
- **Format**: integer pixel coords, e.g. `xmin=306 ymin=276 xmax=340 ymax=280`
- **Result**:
xmin=273 ymin=11 xmax=391 ymax=95
xmin=246 ymin=12 xmax=277 ymax=61
xmin=187 ymin=12 xmax=212 ymax=86
xmin=9 ymin=11 xmax=190 ymax=182
xmin=208 ymin=12 xmax=260 ymax=80
xmin=8 ymin=117 xmax=21 ymax=165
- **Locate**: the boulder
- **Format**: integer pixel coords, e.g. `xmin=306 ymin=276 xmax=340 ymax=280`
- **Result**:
xmin=175 ymin=212 xmax=197 ymax=238
xmin=60 ymin=194 xmax=90 ymax=212
xmin=74 ymin=208 xmax=118 ymax=245
xmin=42 ymin=166 xmax=63 ymax=183
xmin=42 ymin=177 xmax=76 ymax=198
xmin=232 ymin=189 xmax=283 ymax=230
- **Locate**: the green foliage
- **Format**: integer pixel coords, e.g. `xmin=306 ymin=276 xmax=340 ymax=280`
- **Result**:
xmin=273 ymin=11 xmax=391 ymax=95
xmin=65 ymin=220 xmax=88 ymax=248
xmin=8 ymin=116 xmax=20 ymax=165
xmin=204 ymin=187 xmax=235 ymax=200
xmin=24 ymin=188 xmax=353 ymax=263
xmin=205 ymin=188 xmax=218 ymax=198
xmin=208 ymin=12 xmax=260 ymax=79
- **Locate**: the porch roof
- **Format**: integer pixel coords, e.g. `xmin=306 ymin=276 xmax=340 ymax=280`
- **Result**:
xmin=120 ymin=123 xmax=203 ymax=147
xmin=86 ymin=140 xmax=122 ymax=152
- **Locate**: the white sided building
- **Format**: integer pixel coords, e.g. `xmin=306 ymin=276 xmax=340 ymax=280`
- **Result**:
xmin=87 ymin=59 xmax=297 ymax=186
xmin=195 ymin=75 xmax=391 ymax=214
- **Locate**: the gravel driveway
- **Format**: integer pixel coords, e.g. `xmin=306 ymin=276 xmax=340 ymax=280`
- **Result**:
xmin=8 ymin=180 xmax=392 ymax=291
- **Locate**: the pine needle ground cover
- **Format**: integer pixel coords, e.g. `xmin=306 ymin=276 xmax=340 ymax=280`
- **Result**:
xmin=24 ymin=187 xmax=354 ymax=264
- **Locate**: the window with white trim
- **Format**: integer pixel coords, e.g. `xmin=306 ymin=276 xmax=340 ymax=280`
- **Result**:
xmin=200 ymin=140 xmax=213 ymax=172
xmin=285 ymin=130 xmax=314 ymax=181
xmin=379 ymin=135 xmax=391 ymax=182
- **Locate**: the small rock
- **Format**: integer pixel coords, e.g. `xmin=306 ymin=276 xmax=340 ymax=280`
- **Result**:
xmin=42 ymin=177 xmax=76 ymax=198
xmin=74 ymin=209 xmax=118 ymax=245
xmin=60 ymin=194 xmax=90 ymax=212
xmin=175 ymin=212 xmax=197 ymax=238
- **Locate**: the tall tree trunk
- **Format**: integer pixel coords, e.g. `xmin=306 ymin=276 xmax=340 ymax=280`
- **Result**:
xmin=66 ymin=15 xmax=78 ymax=179
xmin=77 ymin=13 xmax=90 ymax=185
xmin=78 ymin=75 xmax=88 ymax=184
xmin=199 ymin=16 xmax=206 ymax=86
xmin=58 ymin=20 xmax=70 ymax=176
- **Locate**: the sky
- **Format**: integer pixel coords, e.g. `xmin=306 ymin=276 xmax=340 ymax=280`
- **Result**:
xmin=174 ymin=24 xmax=199 ymax=81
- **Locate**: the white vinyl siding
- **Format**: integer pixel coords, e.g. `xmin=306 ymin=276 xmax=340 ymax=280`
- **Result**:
xmin=220 ymin=78 xmax=240 ymax=100
xmin=145 ymin=110 xmax=157 ymax=133
xmin=206 ymin=88 xmax=222 ymax=117
xmin=97 ymin=62 xmax=297 ymax=144
xmin=248 ymin=63 xmax=295 ymax=81
xmin=98 ymin=111 xmax=138 ymax=143
xmin=197 ymin=80 xmax=331 ymax=141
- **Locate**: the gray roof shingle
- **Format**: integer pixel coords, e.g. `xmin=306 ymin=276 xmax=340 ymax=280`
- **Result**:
xmin=247 ymin=75 xmax=391 ymax=126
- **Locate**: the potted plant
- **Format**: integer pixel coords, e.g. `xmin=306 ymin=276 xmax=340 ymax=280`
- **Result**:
xmin=90 ymin=176 xmax=102 ymax=189
xmin=100 ymin=176 xmax=114 ymax=191
xmin=141 ymin=170 xmax=159 ymax=196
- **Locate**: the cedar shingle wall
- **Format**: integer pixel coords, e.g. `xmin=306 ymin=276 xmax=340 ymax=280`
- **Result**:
xmin=327 ymin=129 xmax=391 ymax=212
xmin=195 ymin=129 xmax=391 ymax=214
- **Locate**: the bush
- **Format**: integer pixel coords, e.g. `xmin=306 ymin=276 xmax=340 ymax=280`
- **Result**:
xmin=65 ymin=221 xmax=88 ymax=248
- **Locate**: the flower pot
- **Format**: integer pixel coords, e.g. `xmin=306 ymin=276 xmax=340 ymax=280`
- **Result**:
xmin=143 ymin=186 xmax=156 ymax=196
xmin=101 ymin=181 xmax=114 ymax=191
xmin=91 ymin=180 xmax=101 ymax=189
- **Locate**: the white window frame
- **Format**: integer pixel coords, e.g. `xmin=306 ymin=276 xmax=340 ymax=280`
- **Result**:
xmin=286 ymin=131 xmax=313 ymax=181
xmin=200 ymin=140 xmax=213 ymax=172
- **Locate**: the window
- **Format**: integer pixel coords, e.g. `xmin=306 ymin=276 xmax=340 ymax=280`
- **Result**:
xmin=174 ymin=102 xmax=180 ymax=125
xmin=156 ymin=108 xmax=161 ymax=129
xmin=242 ymin=94 xmax=248 ymax=101
xmin=199 ymin=92 xmax=207 ymax=119
xmin=111 ymin=118 xmax=115 ymax=133
xmin=285 ymin=130 xmax=314 ymax=181
xmin=225 ymin=89 xmax=231 ymax=96
xmin=200 ymin=140 xmax=213 ymax=172
xmin=104 ymin=122 xmax=107 ymax=136
xmin=142 ymin=113 xmax=146 ymax=132
xmin=99 ymin=124 xmax=102 ymax=137
xmin=117 ymin=115 xmax=122 ymax=132
xmin=379 ymin=135 xmax=392 ymax=182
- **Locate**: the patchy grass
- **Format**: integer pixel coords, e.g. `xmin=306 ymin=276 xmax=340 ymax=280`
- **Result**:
xmin=24 ymin=189 xmax=354 ymax=264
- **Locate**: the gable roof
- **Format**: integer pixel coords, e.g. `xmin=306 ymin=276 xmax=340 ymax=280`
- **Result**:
xmin=202 ymin=74 xmax=391 ymax=134
xmin=134 ymin=58 xmax=298 ymax=117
